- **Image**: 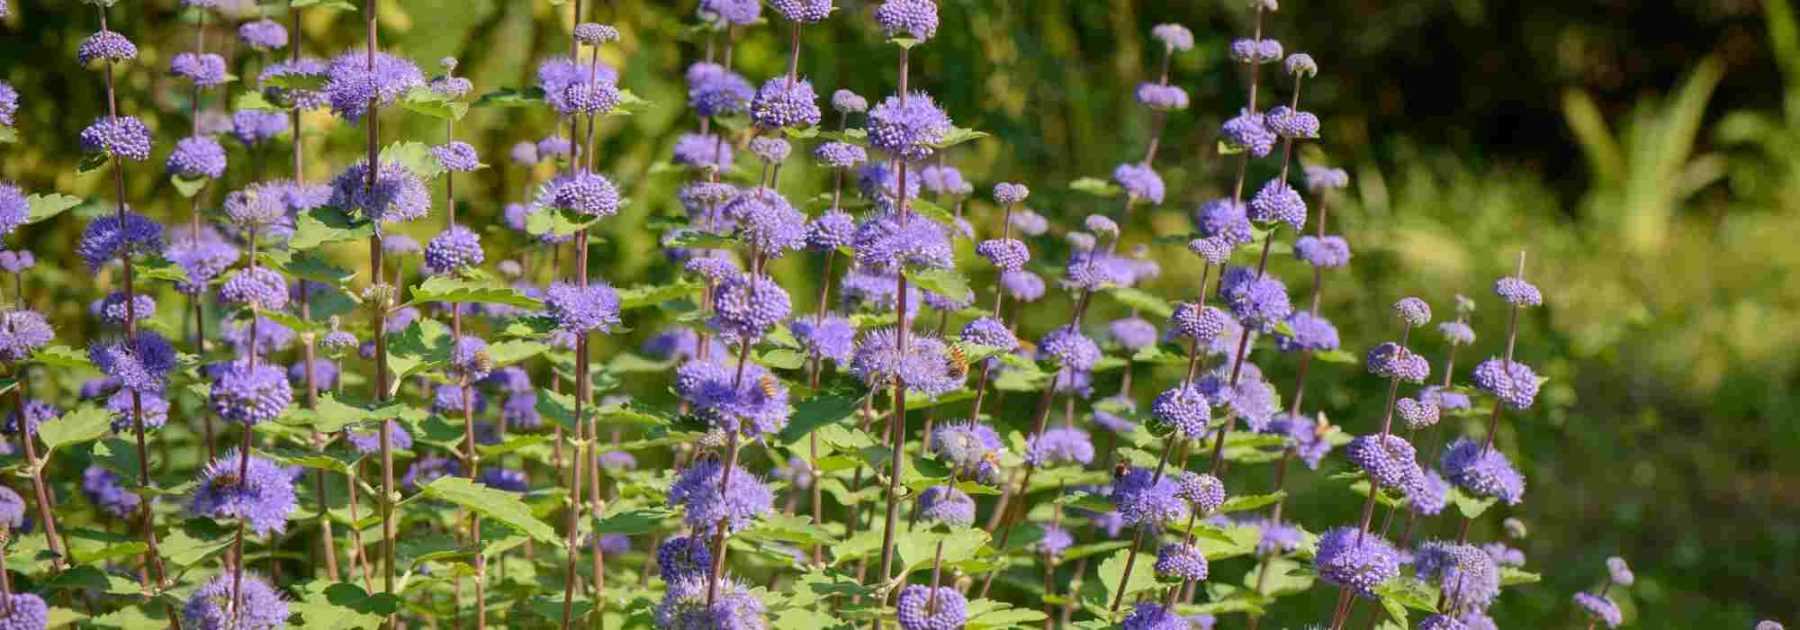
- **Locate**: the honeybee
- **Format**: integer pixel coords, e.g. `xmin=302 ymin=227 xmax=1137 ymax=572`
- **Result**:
xmin=946 ymin=344 xmax=970 ymax=375
xmin=758 ymin=374 xmax=780 ymax=398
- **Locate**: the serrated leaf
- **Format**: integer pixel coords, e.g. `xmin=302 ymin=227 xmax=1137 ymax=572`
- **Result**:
xmin=26 ymin=193 xmax=82 ymax=224
xmin=379 ymin=141 xmax=447 ymax=179
xmin=778 ymin=392 xmax=863 ymax=445
xmin=77 ymin=153 xmax=110 ymax=175
xmin=39 ymin=405 xmax=110 ymax=453
xmin=745 ymin=513 xmax=838 ymax=546
xmin=1107 ymin=287 xmax=1174 ymax=318
xmin=134 ymin=257 xmax=191 ymax=285
xmin=264 ymin=71 xmax=328 ymax=91
xmin=929 ymin=126 xmax=989 ymax=149
xmin=485 ymin=339 xmax=547 ymax=367
xmin=1449 ymin=487 xmax=1500 ymax=519
xmin=897 ymin=527 xmax=989 ymax=572
xmin=610 ymin=89 xmax=652 ymax=116
xmin=400 ymin=87 xmax=470 ymax=121
xmin=283 ymin=394 xmax=370 ymax=433
xmin=526 ymin=206 xmax=602 ymax=237
xmin=162 ymin=519 xmax=236 ymax=567
xmin=282 ymin=251 xmax=357 ymax=286
xmin=409 ymin=276 xmax=545 ymax=309
xmin=1098 ymin=548 xmax=1158 ymax=609
xmin=474 ymin=87 xmax=547 ymax=108
xmin=1220 ymin=491 xmax=1286 ymax=513
xmin=291 ymin=206 xmax=374 ymax=250
xmin=966 ymin=601 xmax=1049 ymax=629
xmin=758 ymin=348 xmax=807 ymax=370
xmin=233 ymin=89 xmax=281 ymax=112
xmin=386 ymin=318 xmax=452 ymax=388
xmin=593 ymin=506 xmax=675 ymax=535
xmin=617 ymin=280 xmax=701 ymax=309
xmin=30 ymin=344 xmax=93 ymax=369
xmin=905 ymin=267 xmax=972 ymax=299
xmin=170 ymin=174 xmax=208 ymax=198
xmin=421 ymin=477 xmax=560 ymax=544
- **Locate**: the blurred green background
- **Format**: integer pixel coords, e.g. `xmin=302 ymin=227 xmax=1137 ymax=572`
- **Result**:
xmin=2 ymin=0 xmax=1797 ymax=627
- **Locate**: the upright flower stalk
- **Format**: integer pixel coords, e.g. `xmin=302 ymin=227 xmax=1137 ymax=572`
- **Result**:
xmin=81 ymin=6 xmax=180 ymax=624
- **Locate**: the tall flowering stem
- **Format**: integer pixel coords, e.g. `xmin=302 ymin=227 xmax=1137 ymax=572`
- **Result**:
xmin=1248 ymin=173 xmax=1342 ymax=619
xmin=357 ymin=0 xmax=399 ymax=618
xmin=1456 ymin=252 xmax=1529 ymax=544
xmin=93 ymin=9 xmax=179 ymax=626
xmin=875 ymin=44 xmax=914 ymax=614
xmin=280 ymin=0 xmax=341 ymax=584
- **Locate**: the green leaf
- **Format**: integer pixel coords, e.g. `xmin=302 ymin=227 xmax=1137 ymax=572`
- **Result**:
xmin=0 ymin=126 xmax=14 ymax=144
xmin=1098 ymin=549 xmax=1158 ymax=610
xmin=170 ymin=174 xmax=208 ymax=198
xmin=897 ymin=527 xmax=989 ymax=572
xmin=421 ymin=476 xmax=560 ymax=544
xmin=1107 ymin=287 xmax=1174 ymax=318
xmin=474 ymin=87 xmax=547 ymax=108
xmin=1244 ymin=557 xmax=1315 ymax=596
xmin=778 ymin=392 xmax=863 ymax=445
xmin=264 ymin=71 xmax=327 ymax=92
xmin=594 ymin=506 xmax=675 ymax=535
xmin=1449 ymin=487 xmax=1500 ymax=519
xmin=284 ymin=394 xmax=371 ymax=433
xmin=400 ymin=87 xmax=470 ymax=121
xmin=1070 ymin=177 xmax=1123 ymax=198
xmin=162 ymin=519 xmax=236 ymax=567
xmin=135 ymin=258 xmax=192 ymax=285
xmin=380 ymin=141 xmax=447 ymax=179
xmin=30 ymin=344 xmax=93 ymax=370
xmin=386 ymin=318 xmax=453 ymax=388
xmin=291 ymin=206 xmax=374 ymax=250
xmin=486 ymin=339 xmax=548 ymax=367
xmin=618 ymin=280 xmax=702 ymax=310
xmin=232 ymin=89 xmax=281 ymax=112
xmin=1375 ymin=576 xmax=1437 ymax=627
xmin=282 ymin=251 xmax=357 ymax=286
xmin=610 ymin=89 xmax=653 ymax=116
xmin=905 ymin=267 xmax=972 ymax=299
xmin=1313 ymin=349 xmax=1358 ymax=364
xmin=38 ymin=405 xmax=110 ymax=453
xmin=929 ymin=126 xmax=989 ymax=149
xmin=26 ymin=193 xmax=83 ymax=224
xmin=289 ymin=581 xmax=394 ymax=630
xmin=526 ymin=206 xmax=602 ymax=237
xmin=77 ymin=153 xmax=110 ymax=175
xmin=966 ymin=600 xmax=1049 ymax=629
xmin=409 ymin=276 xmax=545 ymax=309
xmin=396 ymin=533 xmax=465 ymax=566
xmin=744 ymin=513 xmax=838 ymax=546
xmin=1219 ymin=491 xmax=1286 ymax=513
xmin=1500 ymin=567 xmax=1542 ymax=586
xmin=758 ymin=348 xmax=807 ymax=370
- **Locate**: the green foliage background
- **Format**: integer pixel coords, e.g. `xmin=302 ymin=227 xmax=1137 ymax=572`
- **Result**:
xmin=0 ymin=0 xmax=1796 ymax=627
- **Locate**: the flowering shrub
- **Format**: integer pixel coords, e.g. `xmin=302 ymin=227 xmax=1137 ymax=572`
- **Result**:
xmin=0 ymin=2 xmax=1784 ymax=630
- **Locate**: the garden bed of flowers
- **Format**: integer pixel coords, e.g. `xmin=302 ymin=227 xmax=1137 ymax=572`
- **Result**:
xmin=0 ymin=0 xmax=1753 ymax=629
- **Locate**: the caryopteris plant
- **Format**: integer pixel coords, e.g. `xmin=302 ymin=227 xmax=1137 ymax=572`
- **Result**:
xmin=0 ymin=1 xmax=1782 ymax=629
